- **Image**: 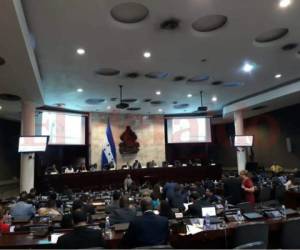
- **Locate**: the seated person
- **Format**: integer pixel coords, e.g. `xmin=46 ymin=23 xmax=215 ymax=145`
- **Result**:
xmin=56 ymin=209 xmax=104 ymax=249
xmin=77 ymin=163 xmax=87 ymax=173
xmin=132 ymin=159 xmax=142 ymax=169
xmin=151 ymin=192 xmax=160 ymax=210
xmin=89 ymin=164 xmax=97 ymax=172
xmin=37 ymin=199 xmax=62 ymax=220
xmin=0 ymin=206 xmax=10 ymax=233
xmin=109 ymin=196 xmax=136 ymax=225
xmin=105 ymin=191 xmax=121 ymax=214
xmin=27 ymin=188 xmax=37 ymax=200
xmin=159 ymin=200 xmax=174 ymax=219
xmin=203 ymin=187 xmax=221 ymax=204
xmin=80 ymin=194 xmax=95 ymax=215
xmin=284 ymin=175 xmax=297 ymax=190
xmin=122 ymin=197 xmax=169 ymax=248
xmin=61 ymin=200 xmax=83 ymax=228
xmin=64 ymin=165 xmax=74 ymax=174
xmin=184 ymin=192 xmax=210 ymax=217
xmin=10 ymin=191 xmax=35 ymax=221
xmin=45 ymin=164 xmax=59 ymax=175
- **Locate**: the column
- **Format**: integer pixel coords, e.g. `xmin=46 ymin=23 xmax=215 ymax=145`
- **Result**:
xmin=20 ymin=101 xmax=35 ymax=192
xmin=234 ymin=110 xmax=247 ymax=173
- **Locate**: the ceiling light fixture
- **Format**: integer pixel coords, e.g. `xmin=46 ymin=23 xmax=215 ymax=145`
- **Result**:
xmin=0 ymin=106 xmax=2 ymax=110
xmin=187 ymin=94 xmax=192 ymax=98
xmin=156 ymin=91 xmax=161 ymax=95
xmin=143 ymin=51 xmax=151 ymax=58
xmin=77 ymin=88 xmax=83 ymax=92
xmin=107 ymin=106 xmax=111 ymax=110
xmin=279 ymin=0 xmax=292 ymax=8
xmin=158 ymin=108 xmax=163 ymax=112
xmin=275 ymin=73 xmax=282 ymax=79
xmin=242 ymin=62 xmax=255 ymax=73
xmin=76 ymin=48 xmax=86 ymax=55
xmin=212 ymin=96 xmax=218 ymax=102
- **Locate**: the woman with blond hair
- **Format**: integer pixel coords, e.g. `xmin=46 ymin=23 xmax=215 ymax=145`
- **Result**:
xmin=240 ymin=170 xmax=255 ymax=205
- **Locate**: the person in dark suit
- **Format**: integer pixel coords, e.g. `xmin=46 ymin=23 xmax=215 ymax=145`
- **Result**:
xmin=132 ymin=160 xmax=142 ymax=169
xmin=105 ymin=191 xmax=120 ymax=214
xmin=223 ymin=176 xmax=243 ymax=205
xmin=109 ymin=195 xmax=136 ymax=225
xmin=185 ymin=192 xmax=210 ymax=217
xmin=169 ymin=184 xmax=185 ymax=211
xmin=122 ymin=197 xmax=169 ymax=248
xmin=56 ymin=209 xmax=104 ymax=249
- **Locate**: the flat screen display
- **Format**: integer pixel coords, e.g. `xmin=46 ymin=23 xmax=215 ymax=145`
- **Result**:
xmin=167 ymin=117 xmax=212 ymax=143
xmin=201 ymin=206 xmax=216 ymax=217
xmin=234 ymin=135 xmax=253 ymax=147
xmin=36 ymin=111 xmax=86 ymax=145
xmin=18 ymin=136 xmax=48 ymax=153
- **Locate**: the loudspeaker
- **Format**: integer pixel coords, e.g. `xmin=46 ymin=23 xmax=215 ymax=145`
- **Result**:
xmin=286 ymin=137 xmax=292 ymax=153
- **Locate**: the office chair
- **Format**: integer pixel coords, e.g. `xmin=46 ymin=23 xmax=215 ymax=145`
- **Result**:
xmin=280 ymin=218 xmax=300 ymax=249
xmin=234 ymin=241 xmax=264 ymax=249
xmin=274 ymin=185 xmax=285 ymax=203
xmin=258 ymin=187 xmax=272 ymax=202
xmin=232 ymin=222 xmax=269 ymax=249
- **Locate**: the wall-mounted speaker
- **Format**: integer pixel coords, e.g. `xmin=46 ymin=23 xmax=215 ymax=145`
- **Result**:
xmin=286 ymin=137 xmax=292 ymax=153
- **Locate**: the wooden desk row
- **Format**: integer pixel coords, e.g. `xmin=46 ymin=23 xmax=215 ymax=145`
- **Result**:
xmin=41 ymin=165 xmax=222 ymax=192
xmin=1 ymin=216 xmax=299 ymax=249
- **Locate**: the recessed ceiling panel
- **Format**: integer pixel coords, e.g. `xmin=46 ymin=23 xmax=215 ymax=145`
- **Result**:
xmin=0 ymin=93 xmax=21 ymax=101
xmin=145 ymin=72 xmax=169 ymax=79
xmin=85 ymin=98 xmax=105 ymax=105
xmin=95 ymin=68 xmax=120 ymax=76
xmin=255 ymin=28 xmax=288 ymax=43
xmin=0 ymin=57 xmax=5 ymax=66
xmin=111 ymin=2 xmax=149 ymax=23
xmin=192 ymin=15 xmax=227 ymax=32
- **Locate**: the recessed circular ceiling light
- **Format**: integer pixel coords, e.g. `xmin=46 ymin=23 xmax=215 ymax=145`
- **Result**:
xmin=156 ymin=91 xmax=161 ymax=95
xmin=76 ymin=48 xmax=86 ymax=55
xmin=107 ymin=106 xmax=111 ymax=110
xmin=143 ymin=51 xmax=151 ymax=58
xmin=242 ymin=62 xmax=255 ymax=73
xmin=212 ymin=96 xmax=218 ymax=102
xmin=158 ymin=108 xmax=163 ymax=112
xmin=275 ymin=74 xmax=282 ymax=79
xmin=279 ymin=0 xmax=292 ymax=8
xmin=77 ymin=88 xmax=83 ymax=92
xmin=187 ymin=94 xmax=192 ymax=98
xmin=0 ymin=106 xmax=2 ymax=110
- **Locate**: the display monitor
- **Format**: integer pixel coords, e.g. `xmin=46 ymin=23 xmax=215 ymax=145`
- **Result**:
xmin=18 ymin=136 xmax=48 ymax=153
xmin=36 ymin=111 xmax=86 ymax=145
xmin=166 ymin=117 xmax=212 ymax=143
xmin=234 ymin=135 xmax=253 ymax=147
xmin=201 ymin=206 xmax=217 ymax=217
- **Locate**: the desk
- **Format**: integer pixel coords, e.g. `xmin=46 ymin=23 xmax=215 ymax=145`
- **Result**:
xmin=1 ymin=216 xmax=299 ymax=249
xmin=42 ymin=165 xmax=222 ymax=192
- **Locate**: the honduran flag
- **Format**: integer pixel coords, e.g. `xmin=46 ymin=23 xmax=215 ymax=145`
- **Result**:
xmin=101 ymin=119 xmax=117 ymax=169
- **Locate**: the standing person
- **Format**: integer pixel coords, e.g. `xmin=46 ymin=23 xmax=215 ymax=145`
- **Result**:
xmin=124 ymin=174 xmax=133 ymax=192
xmin=240 ymin=170 xmax=255 ymax=205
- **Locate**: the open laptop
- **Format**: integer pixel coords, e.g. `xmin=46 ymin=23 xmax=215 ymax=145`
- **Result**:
xmin=201 ymin=206 xmax=222 ymax=224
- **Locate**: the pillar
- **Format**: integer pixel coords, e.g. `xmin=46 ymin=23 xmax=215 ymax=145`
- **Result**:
xmin=234 ymin=110 xmax=247 ymax=173
xmin=20 ymin=101 xmax=35 ymax=192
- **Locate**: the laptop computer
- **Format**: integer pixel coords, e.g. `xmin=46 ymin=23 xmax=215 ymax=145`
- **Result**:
xmin=201 ymin=206 xmax=222 ymax=224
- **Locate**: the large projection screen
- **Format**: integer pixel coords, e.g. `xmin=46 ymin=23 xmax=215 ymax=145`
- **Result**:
xmin=36 ymin=111 xmax=86 ymax=145
xmin=166 ymin=117 xmax=212 ymax=143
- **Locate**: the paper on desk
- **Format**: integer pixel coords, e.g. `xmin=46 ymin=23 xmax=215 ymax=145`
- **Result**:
xmin=183 ymin=202 xmax=193 ymax=211
xmin=186 ymin=225 xmax=203 ymax=235
xmin=50 ymin=233 xmax=64 ymax=244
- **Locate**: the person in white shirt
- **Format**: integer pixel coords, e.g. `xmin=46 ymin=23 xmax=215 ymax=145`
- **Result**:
xmin=124 ymin=174 xmax=133 ymax=192
xmin=65 ymin=165 xmax=74 ymax=174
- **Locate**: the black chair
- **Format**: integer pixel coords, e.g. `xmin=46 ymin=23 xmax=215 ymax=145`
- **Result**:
xmin=232 ymin=223 xmax=269 ymax=249
xmin=234 ymin=241 xmax=264 ymax=249
xmin=258 ymin=187 xmax=272 ymax=202
xmin=274 ymin=185 xmax=285 ymax=203
xmin=280 ymin=218 xmax=300 ymax=249
xmin=236 ymin=202 xmax=254 ymax=213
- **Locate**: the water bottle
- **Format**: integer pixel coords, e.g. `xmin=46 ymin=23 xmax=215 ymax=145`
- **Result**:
xmin=205 ymin=214 xmax=210 ymax=227
xmin=224 ymin=200 xmax=228 ymax=212
xmin=237 ymin=210 xmax=243 ymax=223
xmin=105 ymin=217 xmax=112 ymax=238
xmin=281 ymin=205 xmax=286 ymax=219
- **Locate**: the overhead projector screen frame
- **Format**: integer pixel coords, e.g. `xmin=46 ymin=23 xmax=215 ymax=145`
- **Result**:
xmin=36 ymin=109 xmax=88 ymax=146
xmin=18 ymin=135 xmax=49 ymax=153
xmin=165 ymin=116 xmax=212 ymax=144
xmin=234 ymin=135 xmax=254 ymax=147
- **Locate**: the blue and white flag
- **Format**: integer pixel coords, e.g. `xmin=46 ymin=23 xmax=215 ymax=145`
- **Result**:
xmin=101 ymin=120 xmax=117 ymax=169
